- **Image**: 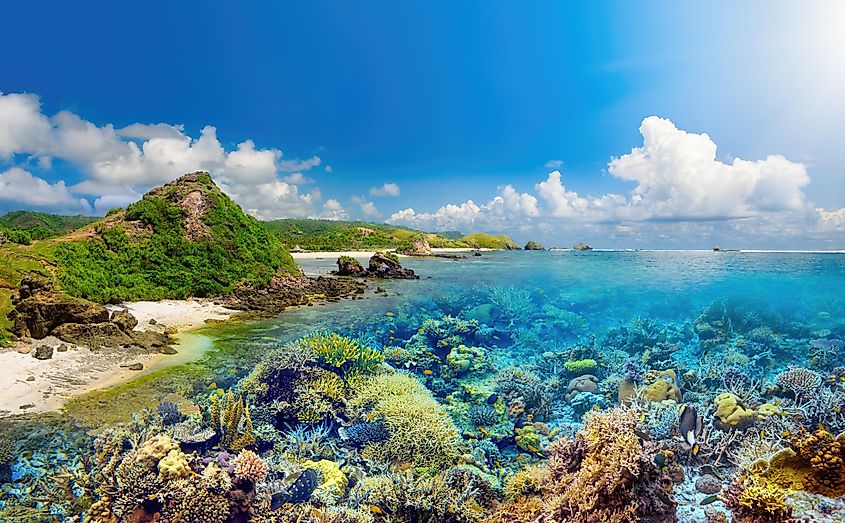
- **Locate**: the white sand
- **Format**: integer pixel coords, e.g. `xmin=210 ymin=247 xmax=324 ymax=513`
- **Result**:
xmin=290 ymin=247 xmax=491 ymax=260
xmin=0 ymin=299 xmax=235 ymax=417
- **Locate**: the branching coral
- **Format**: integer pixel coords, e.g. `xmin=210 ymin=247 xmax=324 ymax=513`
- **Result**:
xmin=305 ymin=332 xmax=383 ymax=378
xmin=346 ymin=371 xmax=460 ymax=471
xmin=723 ymin=474 xmax=793 ymax=523
xmin=234 ymin=449 xmax=269 ymax=483
xmin=208 ymin=390 xmax=256 ymax=451
xmin=775 ymin=367 xmax=822 ymax=401
xmin=488 ymin=406 xmax=677 ymax=523
xmin=789 ymin=427 xmax=845 ymax=497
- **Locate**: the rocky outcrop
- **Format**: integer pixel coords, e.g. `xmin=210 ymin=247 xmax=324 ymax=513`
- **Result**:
xmin=398 ymin=237 xmax=433 ymax=256
xmin=368 ymin=252 xmax=418 ymax=279
xmin=221 ymin=275 xmax=366 ymax=315
xmin=334 ymin=256 xmax=367 ymax=277
xmin=524 ymin=240 xmax=545 ymax=250
xmin=9 ymin=290 xmax=110 ymax=339
xmin=33 ymin=345 xmax=53 ymax=360
xmin=573 ymin=242 xmax=593 ymax=251
xmin=7 ymin=273 xmax=172 ymax=350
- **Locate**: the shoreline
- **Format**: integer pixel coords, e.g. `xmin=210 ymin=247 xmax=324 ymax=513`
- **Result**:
xmin=290 ymin=247 xmax=492 ymax=260
xmin=0 ymin=298 xmax=236 ymax=417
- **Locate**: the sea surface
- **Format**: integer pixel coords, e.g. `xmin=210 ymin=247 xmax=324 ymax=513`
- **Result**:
xmin=2 ymin=250 xmax=845 ymax=520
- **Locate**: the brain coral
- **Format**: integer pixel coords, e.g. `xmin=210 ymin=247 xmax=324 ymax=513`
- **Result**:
xmin=347 ymin=371 xmax=460 ymax=471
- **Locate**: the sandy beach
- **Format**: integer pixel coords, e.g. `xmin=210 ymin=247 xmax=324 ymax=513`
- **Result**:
xmin=290 ymin=247 xmax=491 ymax=260
xmin=0 ymin=298 xmax=235 ymax=417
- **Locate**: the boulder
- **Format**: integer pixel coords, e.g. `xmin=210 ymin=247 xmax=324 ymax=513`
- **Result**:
xmin=33 ymin=345 xmax=54 ymax=360
xmin=52 ymin=322 xmax=133 ymax=349
xmin=573 ymin=242 xmax=593 ymax=251
xmin=110 ymin=309 xmax=139 ymax=333
xmin=368 ymin=252 xmax=418 ymax=279
xmin=333 ymin=256 xmax=367 ymax=277
xmin=9 ymin=292 xmax=110 ymax=339
xmin=15 ymin=274 xmax=53 ymax=300
xmin=398 ymin=237 xmax=433 ymax=256
xmin=524 ymin=240 xmax=545 ymax=250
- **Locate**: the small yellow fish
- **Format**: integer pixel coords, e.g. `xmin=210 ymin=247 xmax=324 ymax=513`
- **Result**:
xmin=209 ymin=382 xmax=217 ymax=389
xmin=423 ymin=369 xmax=433 ymax=375
xmin=389 ymin=329 xmax=394 ymax=333
xmin=370 ymin=505 xmax=383 ymax=515
xmin=385 ymin=311 xmax=394 ymax=317
xmin=418 ymin=328 xmax=425 ymax=333
xmin=228 ymin=369 xmax=237 ymax=375
xmin=592 ymin=405 xmax=601 ymax=411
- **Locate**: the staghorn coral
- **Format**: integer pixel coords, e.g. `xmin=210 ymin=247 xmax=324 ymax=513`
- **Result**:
xmin=504 ymin=463 xmax=547 ymax=499
xmin=347 ymin=371 xmax=460 ymax=471
xmin=306 ymin=332 xmax=384 ymax=377
xmin=723 ymin=474 xmax=793 ymax=523
xmin=234 ymin=449 xmax=269 ymax=483
xmin=209 ymin=389 xmax=256 ymax=451
xmin=775 ymin=366 xmax=822 ymax=401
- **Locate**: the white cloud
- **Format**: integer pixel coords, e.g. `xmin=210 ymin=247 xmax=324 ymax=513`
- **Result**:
xmin=352 ymin=195 xmax=380 ymax=217
xmin=0 ymin=91 xmax=333 ymax=219
xmin=369 ymin=182 xmax=401 ymax=197
xmin=278 ymin=155 xmax=321 ymax=172
xmin=0 ymin=92 xmax=51 ymax=157
xmin=0 ymin=167 xmax=91 ymax=213
xmin=608 ymin=116 xmax=811 ymax=220
xmin=544 ymin=159 xmax=563 ymax=169
xmin=390 ymin=116 xmax=843 ymax=247
xmin=324 ymin=165 xmax=333 ymax=173
xmin=318 ymin=199 xmax=348 ymax=220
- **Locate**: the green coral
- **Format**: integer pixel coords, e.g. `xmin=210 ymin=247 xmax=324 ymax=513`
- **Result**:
xmin=514 ymin=425 xmax=545 ymax=455
xmin=305 ymin=332 xmax=383 ymax=378
xmin=563 ymin=358 xmax=597 ymax=375
xmin=208 ymin=390 xmax=256 ymax=451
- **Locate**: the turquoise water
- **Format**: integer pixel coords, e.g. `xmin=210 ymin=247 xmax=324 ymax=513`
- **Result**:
xmin=3 ymin=250 xmax=845 ymax=521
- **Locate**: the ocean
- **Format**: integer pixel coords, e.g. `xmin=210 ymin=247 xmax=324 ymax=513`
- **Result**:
xmin=2 ymin=250 xmax=844 ymax=521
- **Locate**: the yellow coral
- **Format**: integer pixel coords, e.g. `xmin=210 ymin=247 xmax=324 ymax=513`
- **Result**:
xmin=209 ymin=390 xmax=256 ymax=451
xmin=302 ymin=459 xmax=348 ymax=504
xmin=640 ymin=369 xmax=682 ymax=402
xmin=347 ymin=371 xmax=460 ymax=471
xmin=714 ymin=392 xmax=758 ymax=428
xmin=514 ymin=425 xmax=544 ymax=455
xmin=306 ymin=332 xmax=383 ymax=377
xmin=730 ymin=474 xmax=792 ymax=521
xmin=158 ymin=449 xmax=192 ymax=481
xmin=138 ymin=434 xmax=179 ymax=468
xmin=505 ymin=464 xmax=547 ymax=499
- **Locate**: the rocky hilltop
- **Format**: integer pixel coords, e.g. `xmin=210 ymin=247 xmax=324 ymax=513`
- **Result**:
xmin=3 ymin=172 xmax=364 ymax=346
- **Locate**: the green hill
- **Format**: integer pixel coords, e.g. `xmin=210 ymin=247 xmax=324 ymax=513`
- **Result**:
xmin=52 ymin=172 xmax=299 ymax=303
xmin=0 ymin=210 xmax=98 ymax=243
xmin=262 ymin=218 xmax=518 ymax=251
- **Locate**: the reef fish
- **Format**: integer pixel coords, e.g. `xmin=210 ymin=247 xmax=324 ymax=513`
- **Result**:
xmin=271 ymin=468 xmax=319 ymax=509
xmin=678 ymin=403 xmax=703 ymax=455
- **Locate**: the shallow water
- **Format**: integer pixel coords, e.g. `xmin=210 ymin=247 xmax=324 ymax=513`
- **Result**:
xmin=2 ymin=250 xmax=844 ymax=520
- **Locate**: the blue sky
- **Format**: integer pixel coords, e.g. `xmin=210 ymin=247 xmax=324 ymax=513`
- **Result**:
xmin=1 ymin=1 xmax=844 ymax=247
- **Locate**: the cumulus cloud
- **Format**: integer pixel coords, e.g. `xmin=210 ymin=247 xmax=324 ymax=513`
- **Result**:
xmin=369 ymin=182 xmax=401 ymax=197
xmin=318 ymin=199 xmax=348 ymax=220
xmin=0 ymin=167 xmax=91 ymax=213
xmin=0 ymin=92 xmax=332 ymax=219
xmin=352 ymin=195 xmax=380 ymax=217
xmin=388 ymin=184 xmax=539 ymax=232
xmin=390 ymin=116 xmax=843 ymax=247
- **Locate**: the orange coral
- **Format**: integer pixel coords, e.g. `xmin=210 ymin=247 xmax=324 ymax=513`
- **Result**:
xmin=790 ymin=427 xmax=845 ymax=497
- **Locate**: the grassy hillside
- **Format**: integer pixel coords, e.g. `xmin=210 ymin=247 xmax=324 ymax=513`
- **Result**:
xmin=54 ymin=172 xmax=299 ymax=303
xmin=262 ymin=218 xmax=518 ymax=251
xmin=0 ymin=210 xmax=97 ymax=241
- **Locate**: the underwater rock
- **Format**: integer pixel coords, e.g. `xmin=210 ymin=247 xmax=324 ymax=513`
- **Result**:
xmin=696 ymin=474 xmax=723 ymax=495
xmin=32 ymin=344 xmax=53 ymax=360
xmin=564 ymin=374 xmax=599 ymax=402
xmin=524 ymin=240 xmax=545 ymax=250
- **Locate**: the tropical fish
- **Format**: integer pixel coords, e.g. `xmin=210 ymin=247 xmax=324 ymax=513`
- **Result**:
xmin=270 ymin=469 xmax=319 ymax=509
xmin=679 ymin=403 xmax=703 ymax=449
xmin=700 ymin=495 xmax=720 ymax=505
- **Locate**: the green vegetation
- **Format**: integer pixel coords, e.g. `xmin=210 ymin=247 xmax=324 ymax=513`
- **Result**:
xmin=460 ymin=232 xmax=520 ymax=250
xmin=0 ymin=210 xmax=97 ymax=240
xmin=263 ymin=218 xmax=517 ymax=251
xmin=55 ymin=172 xmax=299 ymax=303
